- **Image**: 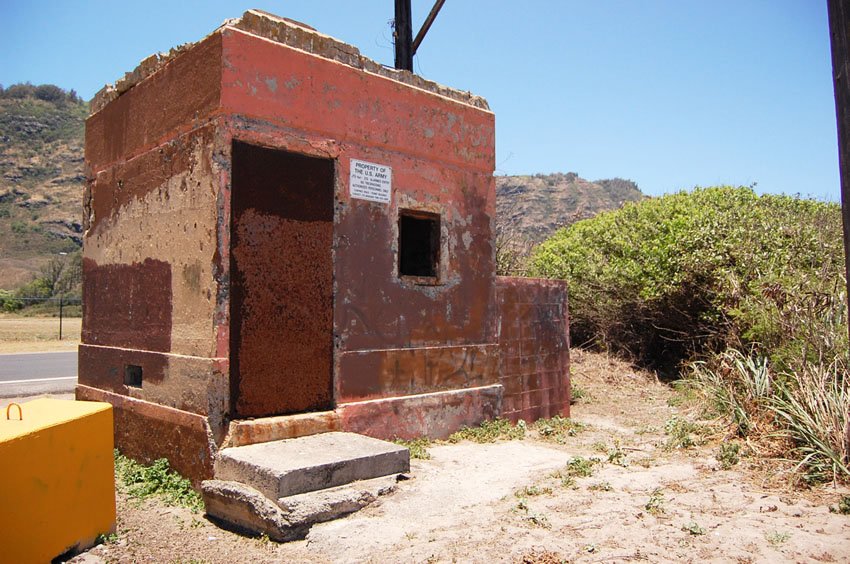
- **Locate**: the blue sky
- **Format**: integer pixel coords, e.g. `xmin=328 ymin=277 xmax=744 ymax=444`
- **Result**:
xmin=0 ymin=1 xmax=840 ymax=201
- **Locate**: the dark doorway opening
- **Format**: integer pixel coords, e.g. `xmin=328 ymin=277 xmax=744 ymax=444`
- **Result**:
xmin=230 ymin=141 xmax=335 ymax=418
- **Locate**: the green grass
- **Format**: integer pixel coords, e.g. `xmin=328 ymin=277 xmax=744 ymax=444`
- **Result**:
xmin=447 ymin=418 xmax=526 ymax=443
xmin=114 ymin=450 xmax=204 ymax=512
xmin=394 ymin=437 xmax=433 ymax=460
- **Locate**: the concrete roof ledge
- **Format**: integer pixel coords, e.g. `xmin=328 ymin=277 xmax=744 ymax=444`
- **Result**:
xmin=90 ymin=8 xmax=489 ymax=115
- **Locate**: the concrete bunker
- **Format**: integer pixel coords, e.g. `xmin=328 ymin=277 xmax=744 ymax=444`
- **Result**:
xmin=78 ymin=10 xmax=571 ymax=484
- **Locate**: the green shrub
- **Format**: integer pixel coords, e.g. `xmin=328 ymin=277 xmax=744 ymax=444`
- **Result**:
xmin=529 ymin=186 xmax=845 ymax=370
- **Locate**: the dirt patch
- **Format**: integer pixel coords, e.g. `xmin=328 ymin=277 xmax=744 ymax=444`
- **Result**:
xmin=71 ymin=350 xmax=850 ymax=563
xmin=0 ymin=314 xmax=80 ymax=352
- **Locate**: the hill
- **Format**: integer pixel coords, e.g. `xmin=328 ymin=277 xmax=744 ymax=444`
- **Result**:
xmin=496 ymin=173 xmax=643 ymax=244
xmin=0 ymin=84 xmax=86 ymax=290
xmin=0 ymin=83 xmax=642 ymax=290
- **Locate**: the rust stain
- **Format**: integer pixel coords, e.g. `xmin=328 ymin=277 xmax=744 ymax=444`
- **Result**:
xmin=82 ymin=257 xmax=173 ymax=352
xmin=78 ymin=344 xmax=168 ymax=390
xmin=230 ymin=141 xmax=334 ymax=417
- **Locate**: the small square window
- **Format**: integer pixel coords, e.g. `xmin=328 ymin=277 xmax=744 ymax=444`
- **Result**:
xmin=124 ymin=364 xmax=143 ymax=388
xmin=399 ymin=210 xmax=440 ymax=278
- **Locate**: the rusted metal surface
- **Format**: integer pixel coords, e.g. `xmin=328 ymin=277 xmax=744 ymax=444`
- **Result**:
xmin=496 ymin=277 xmax=571 ymax=422
xmin=230 ymin=141 xmax=334 ymax=418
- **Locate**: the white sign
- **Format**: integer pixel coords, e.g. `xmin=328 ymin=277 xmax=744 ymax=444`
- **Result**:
xmin=350 ymin=159 xmax=392 ymax=204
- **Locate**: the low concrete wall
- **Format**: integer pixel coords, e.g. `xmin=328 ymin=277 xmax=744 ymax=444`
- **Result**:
xmin=496 ymin=277 xmax=570 ymax=422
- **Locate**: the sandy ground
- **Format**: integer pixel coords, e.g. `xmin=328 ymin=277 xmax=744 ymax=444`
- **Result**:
xmin=0 ymin=315 xmax=81 ymax=353
xmin=64 ymin=349 xmax=850 ymax=563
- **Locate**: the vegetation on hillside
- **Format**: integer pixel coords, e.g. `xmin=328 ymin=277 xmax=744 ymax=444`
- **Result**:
xmin=495 ymin=173 xmax=643 ymax=276
xmin=0 ymin=83 xmax=86 ymax=293
xmin=530 ymin=186 xmax=848 ymax=483
xmin=495 ymin=173 xmax=643 ymax=248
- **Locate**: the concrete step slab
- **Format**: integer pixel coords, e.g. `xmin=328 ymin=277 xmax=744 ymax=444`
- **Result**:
xmin=276 ymin=474 xmax=399 ymax=525
xmin=201 ymin=480 xmax=309 ymax=542
xmin=214 ymin=431 xmax=410 ymax=500
xmin=201 ymin=475 xmax=399 ymax=541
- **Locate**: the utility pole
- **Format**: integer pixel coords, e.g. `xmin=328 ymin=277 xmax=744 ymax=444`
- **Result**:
xmin=394 ymin=0 xmax=413 ymax=71
xmin=826 ymin=0 xmax=850 ymax=464
xmin=394 ymin=0 xmax=447 ymax=72
xmin=828 ymin=0 xmax=850 ymax=346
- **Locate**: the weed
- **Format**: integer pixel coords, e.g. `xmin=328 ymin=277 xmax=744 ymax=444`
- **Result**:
xmin=534 ymin=416 xmax=585 ymax=443
xmin=829 ymin=495 xmax=850 ymax=515
xmin=514 ymin=497 xmax=551 ymax=529
xmin=570 ymin=384 xmax=588 ymax=404
xmin=549 ymin=457 xmax=599 ymax=488
xmin=95 ymin=532 xmax=119 ymax=545
xmin=766 ymin=530 xmax=790 ymax=546
xmin=717 ymin=442 xmax=741 ymax=469
xmin=394 ymin=437 xmax=432 ymax=460
xmin=690 ymin=349 xmax=849 ymax=484
xmin=565 ymin=456 xmax=600 ymax=478
xmin=633 ymin=457 xmax=654 ymax=468
xmin=448 ymin=418 xmax=526 ymax=443
xmin=591 ymin=441 xmax=608 ymax=453
xmin=114 ymin=450 xmax=204 ymax=512
xmin=690 ymin=350 xmax=773 ymax=437
xmin=681 ymin=521 xmax=706 ymax=535
xmin=645 ymin=488 xmax=665 ymax=516
xmin=526 ymin=512 xmax=551 ymax=529
xmin=588 ymin=481 xmax=612 ymax=492
xmin=515 ymin=485 xmax=552 ymax=497
xmin=664 ymin=416 xmax=705 ymax=450
xmin=607 ymin=440 xmax=628 ymax=466
xmin=560 ymin=476 xmax=576 ymax=488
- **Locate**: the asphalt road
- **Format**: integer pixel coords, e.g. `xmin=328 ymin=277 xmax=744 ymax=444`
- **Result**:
xmin=0 ymin=351 xmax=77 ymax=397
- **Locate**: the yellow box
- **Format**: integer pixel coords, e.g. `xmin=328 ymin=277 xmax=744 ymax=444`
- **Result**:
xmin=0 ymin=398 xmax=116 ymax=563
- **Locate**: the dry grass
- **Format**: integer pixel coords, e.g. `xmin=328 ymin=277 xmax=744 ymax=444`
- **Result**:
xmin=0 ymin=314 xmax=80 ymax=352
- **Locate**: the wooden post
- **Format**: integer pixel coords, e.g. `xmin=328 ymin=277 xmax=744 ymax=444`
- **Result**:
xmin=826 ymin=0 xmax=850 ymax=464
xmin=59 ymin=296 xmax=63 ymax=341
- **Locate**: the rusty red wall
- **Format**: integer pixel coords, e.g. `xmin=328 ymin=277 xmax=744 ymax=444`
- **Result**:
xmin=217 ymin=27 xmax=499 ymax=410
xmin=496 ymin=277 xmax=571 ymax=422
xmin=81 ymin=14 xmax=572 ymax=481
xmin=81 ymin=35 xmax=229 ymax=480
